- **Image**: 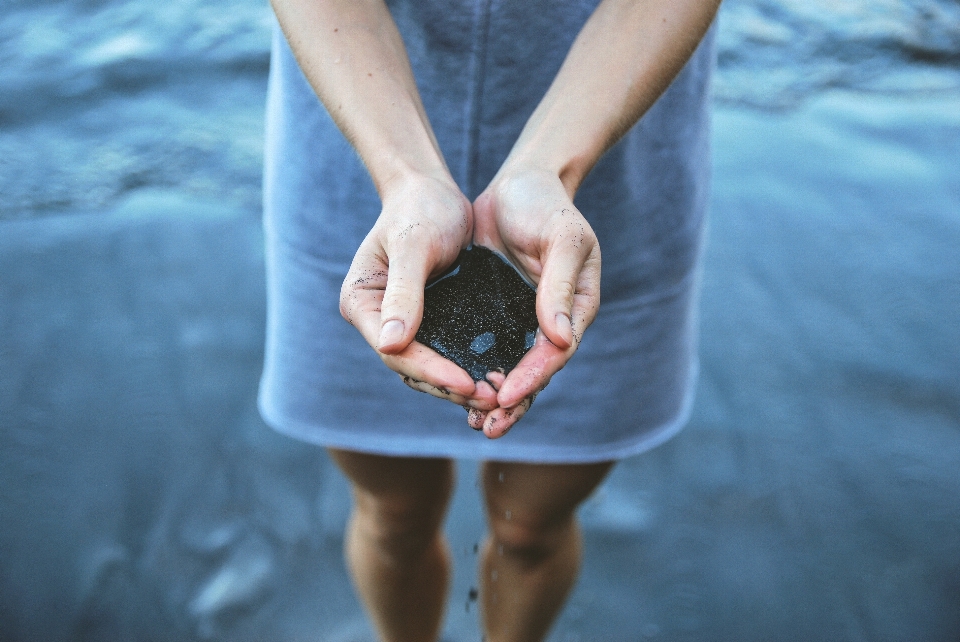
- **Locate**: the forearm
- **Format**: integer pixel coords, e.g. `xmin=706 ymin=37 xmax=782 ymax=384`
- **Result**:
xmin=271 ymin=0 xmax=450 ymax=194
xmin=501 ymin=0 xmax=720 ymax=196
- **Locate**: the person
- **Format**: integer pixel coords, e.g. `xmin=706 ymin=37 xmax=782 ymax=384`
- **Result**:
xmin=258 ymin=0 xmax=719 ymax=640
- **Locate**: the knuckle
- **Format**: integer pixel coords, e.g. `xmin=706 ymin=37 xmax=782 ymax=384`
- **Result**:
xmin=553 ymin=279 xmax=576 ymax=305
xmin=381 ymin=288 xmax=418 ymax=318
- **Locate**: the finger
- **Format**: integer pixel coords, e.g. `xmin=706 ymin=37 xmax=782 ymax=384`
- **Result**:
xmin=482 ymin=396 xmax=534 ymax=439
xmin=383 ymin=341 xmax=480 ymax=401
xmin=340 ymin=235 xmax=388 ymax=338
xmin=400 ymin=374 xmax=494 ymax=409
xmin=484 ymin=371 xmax=507 ymax=392
xmin=537 ymin=210 xmax=600 ymax=350
xmin=376 ymin=240 xmax=435 ymax=354
xmin=402 ymin=375 xmax=464 ymax=400
xmin=467 ymin=407 xmax=487 ymax=430
xmin=496 ymin=330 xmax=567 ymax=408
xmin=568 ymin=244 xmax=601 ymax=348
xmin=475 ymin=379 xmax=499 ymax=404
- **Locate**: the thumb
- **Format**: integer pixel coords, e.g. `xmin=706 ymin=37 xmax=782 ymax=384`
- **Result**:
xmin=377 ymin=249 xmax=428 ymax=355
xmin=536 ymin=242 xmax=582 ymax=351
xmin=536 ymin=212 xmax=600 ymax=351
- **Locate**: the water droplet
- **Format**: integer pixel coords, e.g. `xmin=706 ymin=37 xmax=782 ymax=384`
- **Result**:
xmin=525 ymin=330 xmax=536 ymax=349
xmin=491 ymin=570 xmax=498 ymax=581
xmin=505 ymin=510 xmax=511 ymax=520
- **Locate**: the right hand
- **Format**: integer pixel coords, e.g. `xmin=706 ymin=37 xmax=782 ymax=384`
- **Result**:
xmin=340 ymin=172 xmax=500 ymax=411
xmin=466 ymin=168 xmax=602 ymax=438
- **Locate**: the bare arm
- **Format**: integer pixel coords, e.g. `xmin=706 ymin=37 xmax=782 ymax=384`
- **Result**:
xmin=272 ymin=0 xmax=444 ymax=191
xmin=472 ymin=0 xmax=720 ymax=436
xmin=273 ymin=0 xmax=499 ymax=410
xmin=506 ymin=0 xmax=721 ymax=195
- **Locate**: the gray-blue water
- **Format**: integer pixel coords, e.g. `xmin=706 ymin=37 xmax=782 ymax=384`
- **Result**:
xmin=2 ymin=0 xmax=959 ymax=219
xmin=1 ymin=0 xmax=959 ymax=640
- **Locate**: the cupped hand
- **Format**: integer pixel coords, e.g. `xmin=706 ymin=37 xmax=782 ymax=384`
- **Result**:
xmin=469 ymin=168 xmax=601 ymax=438
xmin=340 ymin=172 xmax=499 ymax=411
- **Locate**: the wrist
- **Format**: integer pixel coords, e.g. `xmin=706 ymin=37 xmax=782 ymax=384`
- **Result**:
xmin=492 ymin=156 xmax=585 ymax=202
xmin=497 ymin=137 xmax=598 ymax=199
xmin=376 ymin=159 xmax=458 ymax=202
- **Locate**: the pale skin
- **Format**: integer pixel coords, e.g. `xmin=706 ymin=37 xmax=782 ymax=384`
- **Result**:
xmin=271 ymin=0 xmax=720 ymax=639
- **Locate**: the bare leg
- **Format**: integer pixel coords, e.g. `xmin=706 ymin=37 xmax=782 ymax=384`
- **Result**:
xmin=329 ymin=449 xmax=455 ymax=642
xmin=480 ymin=460 xmax=614 ymax=642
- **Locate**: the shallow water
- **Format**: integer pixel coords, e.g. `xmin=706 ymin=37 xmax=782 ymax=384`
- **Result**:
xmin=2 ymin=0 xmax=959 ymax=219
xmin=716 ymin=0 xmax=960 ymax=106
xmin=1 ymin=0 xmax=959 ymax=641
xmin=0 ymin=0 xmax=270 ymax=219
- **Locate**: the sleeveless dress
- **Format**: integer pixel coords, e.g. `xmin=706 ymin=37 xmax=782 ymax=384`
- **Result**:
xmin=258 ymin=0 xmax=715 ymax=463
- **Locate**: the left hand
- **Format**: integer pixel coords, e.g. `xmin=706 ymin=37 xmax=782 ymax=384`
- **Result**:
xmin=340 ymin=171 xmax=500 ymax=412
xmin=468 ymin=168 xmax=601 ymax=438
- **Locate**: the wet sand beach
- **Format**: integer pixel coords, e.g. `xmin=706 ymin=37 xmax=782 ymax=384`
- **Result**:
xmin=2 ymin=0 xmax=959 ymax=640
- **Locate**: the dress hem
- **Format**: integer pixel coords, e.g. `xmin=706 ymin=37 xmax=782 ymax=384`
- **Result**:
xmin=257 ymin=359 xmax=699 ymax=464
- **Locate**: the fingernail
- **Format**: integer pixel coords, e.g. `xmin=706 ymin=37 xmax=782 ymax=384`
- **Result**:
xmin=378 ymin=319 xmax=404 ymax=348
xmin=555 ymin=313 xmax=572 ymax=344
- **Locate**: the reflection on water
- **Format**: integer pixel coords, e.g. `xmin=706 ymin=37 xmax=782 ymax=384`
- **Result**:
xmin=1 ymin=0 xmax=959 ymax=218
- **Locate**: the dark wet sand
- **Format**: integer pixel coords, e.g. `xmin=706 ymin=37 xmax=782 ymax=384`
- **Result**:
xmin=1 ymin=92 xmax=959 ymax=641
xmin=417 ymin=245 xmax=537 ymax=382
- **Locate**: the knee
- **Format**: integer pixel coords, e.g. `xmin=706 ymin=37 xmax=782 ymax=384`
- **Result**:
xmin=352 ymin=487 xmax=450 ymax=561
xmin=487 ymin=510 xmax=575 ymax=567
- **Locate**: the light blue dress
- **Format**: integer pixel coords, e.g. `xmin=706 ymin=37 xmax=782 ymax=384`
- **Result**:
xmin=259 ymin=0 xmax=715 ymax=463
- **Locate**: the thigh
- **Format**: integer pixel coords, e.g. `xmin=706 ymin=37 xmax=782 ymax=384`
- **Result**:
xmin=482 ymin=460 xmax=614 ymax=533
xmin=329 ymin=449 xmax=455 ymax=524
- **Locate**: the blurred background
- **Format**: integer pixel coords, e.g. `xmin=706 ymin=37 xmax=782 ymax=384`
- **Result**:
xmin=1 ymin=0 xmax=959 ymax=640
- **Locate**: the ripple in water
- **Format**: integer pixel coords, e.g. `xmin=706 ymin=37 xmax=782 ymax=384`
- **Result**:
xmin=716 ymin=0 xmax=960 ymax=108
xmin=1 ymin=0 xmax=958 ymax=218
